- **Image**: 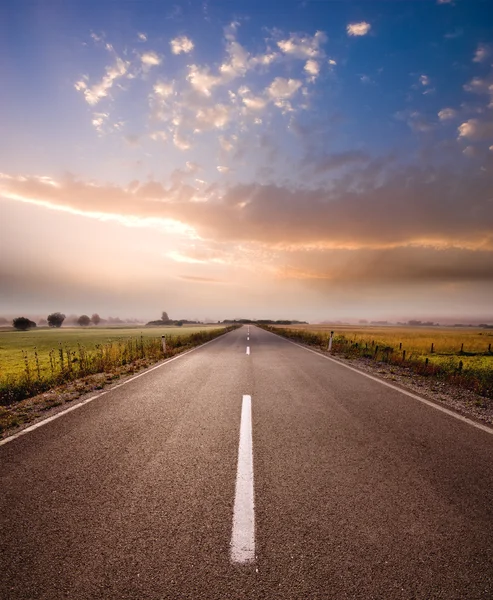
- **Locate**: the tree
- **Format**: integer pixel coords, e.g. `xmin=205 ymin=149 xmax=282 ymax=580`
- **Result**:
xmin=77 ymin=314 xmax=91 ymax=327
xmin=91 ymin=313 xmax=101 ymax=326
xmin=47 ymin=312 xmax=66 ymax=328
xmin=161 ymin=311 xmax=171 ymax=324
xmin=13 ymin=317 xmax=37 ymax=331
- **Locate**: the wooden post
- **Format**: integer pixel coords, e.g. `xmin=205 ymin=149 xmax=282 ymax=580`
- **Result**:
xmin=460 ymin=343 xmax=464 ymax=353
xmin=430 ymin=343 xmax=434 ymax=353
xmin=399 ymin=343 xmax=402 ymax=350
xmin=425 ymin=357 xmax=429 ymax=367
xmin=402 ymin=350 xmax=406 ymax=361
xmin=161 ymin=335 xmax=166 ymax=353
xmin=489 ymin=343 xmax=491 ymax=353
xmin=328 ymin=331 xmax=334 ymax=352
xmin=374 ymin=345 xmax=379 ymax=358
xmin=458 ymin=360 xmax=463 ymax=372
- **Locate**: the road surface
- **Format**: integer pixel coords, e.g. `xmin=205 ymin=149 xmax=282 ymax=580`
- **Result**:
xmin=1 ymin=325 xmax=493 ymax=599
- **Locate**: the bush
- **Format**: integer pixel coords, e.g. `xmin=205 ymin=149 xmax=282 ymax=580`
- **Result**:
xmin=12 ymin=317 xmax=36 ymax=331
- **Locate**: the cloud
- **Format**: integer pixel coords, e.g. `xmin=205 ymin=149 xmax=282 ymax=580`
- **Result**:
xmin=473 ymin=43 xmax=491 ymax=63
xmin=306 ymin=150 xmax=370 ymax=175
xmin=437 ymin=0 xmax=453 ymax=4
xmin=420 ymin=74 xmax=430 ymax=86
xmin=458 ymin=119 xmax=493 ymax=141
xmin=266 ymin=77 xmax=302 ymax=99
xmin=463 ymin=74 xmax=493 ymax=109
xmin=137 ymin=32 xmax=147 ymax=42
xmin=217 ymin=166 xmax=231 ymax=173
xmin=347 ymin=22 xmax=371 ymax=37
xmin=187 ymin=64 xmax=221 ymax=96
xmin=2 ymin=163 xmax=492 ymax=255
xmin=170 ymin=35 xmax=194 ymax=55
xmin=91 ymin=112 xmax=109 ymax=134
xmin=74 ymin=53 xmax=129 ymax=105
xmin=149 ymin=130 xmax=168 ymax=141
xmin=140 ymin=51 xmax=162 ymax=68
xmin=173 ymin=131 xmax=192 ymax=150
xmin=304 ymin=59 xmax=320 ymax=81
xmin=277 ymin=31 xmax=327 ymax=59
xmin=194 ymin=104 xmax=233 ymax=131
xmin=438 ymin=108 xmax=458 ymax=121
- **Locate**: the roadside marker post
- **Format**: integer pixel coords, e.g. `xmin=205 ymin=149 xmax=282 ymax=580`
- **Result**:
xmin=161 ymin=335 xmax=166 ymax=353
xmin=328 ymin=331 xmax=334 ymax=352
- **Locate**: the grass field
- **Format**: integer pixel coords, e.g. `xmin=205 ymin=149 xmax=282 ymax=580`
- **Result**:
xmin=0 ymin=325 xmax=223 ymax=379
xmin=268 ymin=324 xmax=493 ymax=398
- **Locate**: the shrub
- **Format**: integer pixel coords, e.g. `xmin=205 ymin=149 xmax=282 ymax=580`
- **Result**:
xmin=12 ymin=317 xmax=36 ymax=331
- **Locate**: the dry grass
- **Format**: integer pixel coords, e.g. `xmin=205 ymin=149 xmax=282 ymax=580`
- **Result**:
xmin=265 ymin=324 xmax=493 ymax=399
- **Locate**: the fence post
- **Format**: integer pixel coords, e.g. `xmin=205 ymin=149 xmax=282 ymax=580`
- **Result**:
xmin=430 ymin=343 xmax=434 ymax=353
xmin=161 ymin=335 xmax=166 ymax=353
xmin=328 ymin=331 xmax=334 ymax=352
xmin=402 ymin=350 xmax=406 ymax=361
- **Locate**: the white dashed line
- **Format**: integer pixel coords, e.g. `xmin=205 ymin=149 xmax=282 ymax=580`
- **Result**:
xmin=231 ymin=394 xmax=255 ymax=564
xmin=246 ymin=346 xmax=250 ymax=355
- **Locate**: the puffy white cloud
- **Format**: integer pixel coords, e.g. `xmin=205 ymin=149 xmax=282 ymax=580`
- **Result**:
xmin=328 ymin=59 xmax=337 ymax=66
xmin=438 ymin=108 xmax=458 ymax=121
xmin=91 ymin=112 xmax=109 ymax=134
xmin=347 ymin=22 xmax=371 ymax=37
xmin=219 ymin=40 xmax=250 ymax=78
xmin=170 ymin=36 xmax=194 ymax=54
xmin=473 ymin=43 xmax=491 ymax=63
xmin=277 ymin=31 xmax=327 ymax=59
xmin=75 ymin=54 xmax=129 ymax=105
xmin=304 ymin=59 xmax=320 ymax=81
xmin=458 ymin=119 xmax=493 ymax=141
xmin=266 ymin=77 xmax=302 ymax=99
xmin=137 ymin=32 xmax=147 ymax=42
xmin=195 ymin=104 xmax=232 ymax=131
xmin=217 ymin=166 xmax=231 ymax=173
xmin=141 ymin=51 xmax=162 ymax=68
xmin=420 ymin=74 xmax=430 ymax=86
xmin=187 ymin=64 xmax=221 ymax=96
xmin=153 ymin=81 xmax=174 ymax=97
xmin=242 ymin=96 xmax=268 ymax=111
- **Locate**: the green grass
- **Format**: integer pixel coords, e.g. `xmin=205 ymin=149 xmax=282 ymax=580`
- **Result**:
xmin=0 ymin=325 xmax=222 ymax=379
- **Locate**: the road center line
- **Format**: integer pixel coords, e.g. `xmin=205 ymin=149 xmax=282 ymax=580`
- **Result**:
xmin=246 ymin=346 xmax=250 ymax=355
xmin=231 ymin=394 xmax=255 ymax=564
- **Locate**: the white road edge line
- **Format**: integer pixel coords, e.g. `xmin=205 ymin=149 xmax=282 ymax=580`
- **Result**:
xmin=0 ymin=332 xmax=230 ymax=447
xmin=246 ymin=346 xmax=250 ymax=355
xmin=231 ymin=394 xmax=255 ymax=564
xmin=264 ymin=328 xmax=493 ymax=436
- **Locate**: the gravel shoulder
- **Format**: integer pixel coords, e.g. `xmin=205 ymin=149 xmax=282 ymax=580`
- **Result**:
xmin=324 ymin=349 xmax=493 ymax=426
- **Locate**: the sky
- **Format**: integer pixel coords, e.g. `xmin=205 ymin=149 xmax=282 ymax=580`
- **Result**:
xmin=1 ymin=0 xmax=492 ymax=323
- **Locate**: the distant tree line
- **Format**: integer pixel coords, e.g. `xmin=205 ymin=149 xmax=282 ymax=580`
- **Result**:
xmin=6 ymin=312 xmax=142 ymax=331
xmin=146 ymin=311 xmax=201 ymax=327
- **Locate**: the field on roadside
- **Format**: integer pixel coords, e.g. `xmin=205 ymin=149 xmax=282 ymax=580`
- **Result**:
xmin=0 ymin=325 xmax=223 ymax=379
xmin=268 ymin=324 xmax=493 ymax=398
xmin=274 ymin=324 xmax=493 ymax=364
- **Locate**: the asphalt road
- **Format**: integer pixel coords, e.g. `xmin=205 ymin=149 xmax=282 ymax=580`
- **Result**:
xmin=1 ymin=325 xmax=493 ymax=599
